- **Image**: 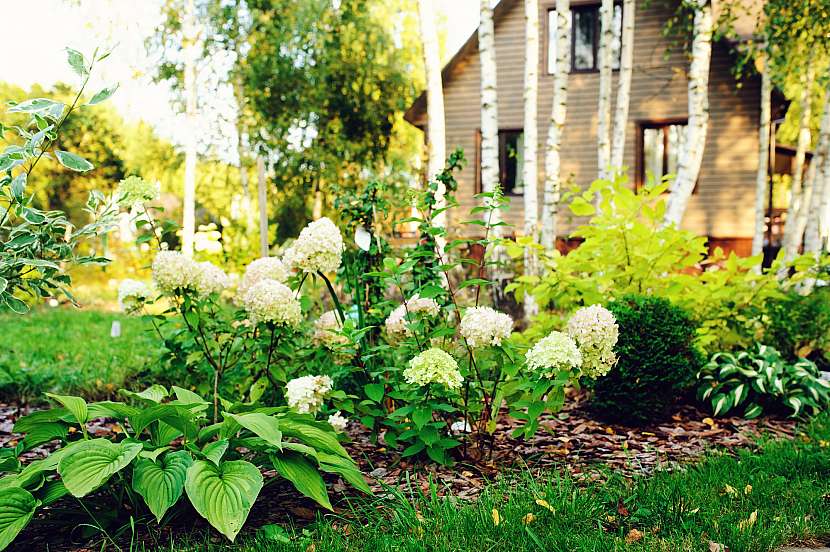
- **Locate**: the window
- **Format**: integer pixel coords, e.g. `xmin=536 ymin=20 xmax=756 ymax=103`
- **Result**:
xmin=638 ymin=122 xmax=688 ymax=187
xmin=547 ymin=4 xmax=622 ymax=74
xmin=476 ymin=129 xmax=525 ymax=196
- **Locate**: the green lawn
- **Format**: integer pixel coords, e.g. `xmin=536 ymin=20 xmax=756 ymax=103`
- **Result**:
xmin=0 ymin=308 xmax=158 ymax=403
xmin=152 ymin=414 xmax=830 ymax=552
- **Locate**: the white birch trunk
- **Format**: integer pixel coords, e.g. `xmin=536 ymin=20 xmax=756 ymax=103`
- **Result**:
xmin=610 ymin=0 xmax=634 ymax=169
xmin=523 ymin=0 xmax=540 ymax=318
xmin=596 ymin=0 xmax=614 ymax=183
xmin=781 ymin=65 xmax=814 ymax=259
xmin=181 ymin=0 xmax=199 ymax=257
xmin=480 ymin=0 xmax=500 ymax=229
xmin=418 ymin=0 xmax=447 ymax=229
xmin=820 ymin=152 xmax=830 ymax=252
xmin=257 ymin=155 xmax=269 ymax=257
xmin=663 ymin=0 xmax=713 ymax=227
xmin=803 ymin=89 xmax=830 ymax=254
xmin=751 ymin=55 xmax=772 ymax=257
xmin=541 ymin=0 xmax=571 ymax=249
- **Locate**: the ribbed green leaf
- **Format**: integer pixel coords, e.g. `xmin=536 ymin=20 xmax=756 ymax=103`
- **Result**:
xmin=0 ymin=486 xmax=37 ymax=551
xmin=133 ymin=451 xmax=192 ymax=523
xmin=271 ymin=451 xmax=331 ymax=510
xmin=58 ymin=439 xmax=142 ymax=497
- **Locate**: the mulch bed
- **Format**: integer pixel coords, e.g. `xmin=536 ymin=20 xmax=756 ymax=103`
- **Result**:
xmin=0 ymin=395 xmax=800 ymax=551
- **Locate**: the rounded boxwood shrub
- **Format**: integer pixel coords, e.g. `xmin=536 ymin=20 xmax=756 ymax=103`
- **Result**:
xmin=590 ymin=295 xmax=704 ymax=424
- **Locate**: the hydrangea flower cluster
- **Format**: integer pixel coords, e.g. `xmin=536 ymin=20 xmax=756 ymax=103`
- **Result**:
xmin=117 ymin=279 xmax=152 ymax=314
xmin=313 ymin=310 xmax=348 ymax=348
xmin=459 ymin=306 xmax=513 ymax=348
xmin=285 ymin=375 xmax=333 ymax=414
xmin=525 ymin=331 xmax=583 ymax=378
xmin=327 ymin=411 xmax=349 ymax=433
xmin=404 ymin=348 xmax=463 ymax=389
xmin=566 ymin=304 xmax=619 ymax=378
xmin=151 ymin=251 xmax=200 ymax=293
xmin=283 ymin=217 xmax=344 ymax=273
xmin=238 ymin=257 xmax=289 ymax=300
xmin=385 ymin=294 xmax=441 ymax=336
xmin=194 ymin=261 xmax=231 ymax=297
xmin=116 ymin=175 xmax=160 ymax=207
xmin=242 ymin=279 xmax=302 ymax=327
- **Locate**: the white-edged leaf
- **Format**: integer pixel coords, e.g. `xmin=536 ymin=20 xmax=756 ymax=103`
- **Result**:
xmin=55 ymin=150 xmax=93 ymax=172
xmin=87 ymin=84 xmax=118 ymax=105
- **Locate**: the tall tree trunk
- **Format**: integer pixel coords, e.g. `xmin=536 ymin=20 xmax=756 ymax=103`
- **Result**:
xmin=523 ymin=0 xmax=540 ymax=318
xmin=610 ymin=0 xmax=634 ymax=169
xmin=596 ymin=0 xmax=614 ymax=184
xmin=418 ymin=0 xmax=447 ymax=230
xmin=541 ymin=0 xmax=571 ymax=249
xmin=781 ymin=65 xmax=815 ymax=259
xmin=479 ymin=0 xmax=501 ymax=231
xmin=181 ymin=0 xmax=199 ymax=257
xmin=257 ymin=155 xmax=269 ymax=257
xmin=803 ymin=87 xmax=830 ymax=254
xmin=751 ymin=54 xmax=772 ymax=257
xmin=663 ymin=0 xmax=713 ymax=227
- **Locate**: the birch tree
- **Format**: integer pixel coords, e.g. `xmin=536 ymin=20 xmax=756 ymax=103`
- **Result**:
xmin=522 ymin=0 xmax=540 ymax=317
xmin=803 ymin=87 xmax=830 ymax=253
xmin=610 ymin=0 xmax=634 ymax=169
xmin=257 ymin=155 xmax=269 ymax=256
xmin=596 ymin=0 xmax=614 ymax=182
xmin=780 ymin=65 xmax=815 ymax=259
xmin=181 ymin=0 xmax=200 ymax=256
xmin=751 ymin=52 xmax=772 ymax=256
xmin=418 ymin=0 xmax=447 ymax=229
xmin=663 ymin=0 xmax=713 ymax=227
xmin=479 ymin=0 xmax=501 ymax=235
xmin=541 ymin=0 xmax=571 ymax=249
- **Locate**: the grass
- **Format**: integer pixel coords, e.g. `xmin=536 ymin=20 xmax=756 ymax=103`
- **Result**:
xmin=148 ymin=414 xmax=830 ymax=552
xmin=0 ymin=308 xmax=158 ymax=403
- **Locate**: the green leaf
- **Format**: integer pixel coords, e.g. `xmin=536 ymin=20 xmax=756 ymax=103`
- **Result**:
xmin=270 ymin=451 xmax=332 ymax=510
xmin=65 ymin=48 xmax=88 ymax=76
xmin=44 ymin=393 xmax=88 ymax=425
xmin=317 ymin=453 xmax=371 ymax=494
xmin=38 ymin=480 xmax=68 ymax=507
xmin=202 ymin=439 xmax=229 ymax=466
xmin=87 ymin=84 xmax=119 ymax=105
xmin=0 ymin=486 xmax=37 ymax=550
xmin=132 ymin=450 xmax=193 ymax=523
xmin=278 ymin=416 xmax=347 ymax=458
xmin=185 ymin=460 xmax=263 ymax=542
xmin=364 ymin=383 xmax=384 ymax=403
xmin=257 ymin=523 xmax=291 ymax=543
xmin=121 ymin=385 xmax=168 ymax=404
xmin=20 ymin=422 xmax=67 ymax=451
xmin=58 ymin=439 xmax=142 ymax=497
xmin=569 ymin=196 xmax=596 ymax=216
xmin=412 ymin=407 xmax=432 ymax=429
xmin=224 ymin=413 xmax=282 ymax=449
xmin=55 ymin=150 xmax=93 ymax=172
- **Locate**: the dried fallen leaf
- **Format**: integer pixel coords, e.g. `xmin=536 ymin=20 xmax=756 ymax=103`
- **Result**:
xmin=522 ymin=513 xmax=536 ymax=525
xmin=535 ymin=498 xmax=555 ymax=513
xmin=617 ymin=499 xmax=630 ymax=517
xmin=738 ymin=510 xmax=758 ymax=531
xmin=703 ymin=417 xmax=716 ymax=427
xmin=708 ymin=542 xmax=729 ymax=552
xmin=491 ymin=508 xmax=501 ymax=526
xmin=722 ymin=484 xmax=738 ymax=496
xmin=625 ymin=528 xmax=644 ymax=544
xmin=743 ymin=484 xmax=752 ymax=495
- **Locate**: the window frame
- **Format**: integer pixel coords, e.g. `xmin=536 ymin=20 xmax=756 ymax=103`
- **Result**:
xmin=545 ymin=2 xmax=623 ymax=75
xmin=635 ymin=118 xmax=689 ymax=190
xmin=474 ymin=128 xmax=525 ymax=197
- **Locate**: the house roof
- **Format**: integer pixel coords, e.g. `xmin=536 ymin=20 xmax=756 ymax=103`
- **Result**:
xmin=404 ymin=0 xmax=765 ymax=127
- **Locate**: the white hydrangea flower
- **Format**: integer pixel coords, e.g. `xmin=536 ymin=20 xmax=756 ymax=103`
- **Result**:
xmin=242 ymin=279 xmax=302 ymax=327
xmin=194 ymin=261 xmax=231 ymax=297
xmin=238 ymin=257 xmax=289 ymax=300
xmin=566 ymin=304 xmax=619 ymax=378
xmin=116 ymin=175 xmax=160 ymax=207
xmin=283 ymin=217 xmax=344 ymax=273
xmin=285 ymin=375 xmax=333 ymax=414
xmin=117 ymin=279 xmax=152 ymax=314
xmin=459 ymin=306 xmax=513 ymax=349
xmin=151 ymin=251 xmax=200 ymax=293
xmin=525 ymin=331 xmax=582 ymax=378
xmin=327 ymin=411 xmax=349 ymax=433
xmin=313 ymin=310 xmax=349 ymax=349
xmin=404 ymin=348 xmax=463 ymax=389
xmin=385 ymin=294 xmax=441 ymax=337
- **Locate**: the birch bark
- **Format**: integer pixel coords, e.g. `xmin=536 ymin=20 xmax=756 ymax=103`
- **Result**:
xmin=181 ymin=0 xmax=199 ymax=257
xmin=596 ymin=0 xmax=614 ymax=182
xmin=610 ymin=0 xmax=634 ymax=169
xmin=523 ymin=0 xmax=540 ymax=318
xmin=663 ymin=0 xmax=713 ymax=227
xmin=480 ymin=0 xmax=501 ymax=235
xmin=803 ymin=88 xmax=830 ymax=254
xmin=751 ymin=54 xmax=772 ymax=257
xmin=541 ymin=0 xmax=571 ymax=249
xmin=257 ymin=156 xmax=269 ymax=257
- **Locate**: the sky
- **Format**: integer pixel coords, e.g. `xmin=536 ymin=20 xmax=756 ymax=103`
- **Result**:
xmin=5 ymin=0 xmax=480 ymax=149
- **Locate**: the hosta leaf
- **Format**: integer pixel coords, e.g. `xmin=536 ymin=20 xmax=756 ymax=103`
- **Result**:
xmin=121 ymin=385 xmax=168 ymax=404
xmin=278 ymin=416 xmax=348 ymax=458
xmin=185 ymin=460 xmax=263 ymax=542
xmin=58 ymin=439 xmax=142 ymax=497
xmin=202 ymin=439 xmax=229 ymax=466
xmin=317 ymin=452 xmax=371 ymax=494
xmin=270 ymin=451 xmax=332 ymax=510
xmin=20 ymin=422 xmax=67 ymax=451
xmin=55 ymin=150 xmax=93 ymax=172
xmin=225 ymin=413 xmax=282 ymax=449
xmin=132 ymin=451 xmax=193 ymax=523
xmin=44 ymin=393 xmax=87 ymax=425
xmin=743 ymin=404 xmax=763 ymax=419
xmin=0 ymin=486 xmax=37 ymax=551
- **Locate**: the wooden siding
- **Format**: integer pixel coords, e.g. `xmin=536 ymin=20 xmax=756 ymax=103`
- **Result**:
xmin=409 ymin=0 xmax=761 ymax=241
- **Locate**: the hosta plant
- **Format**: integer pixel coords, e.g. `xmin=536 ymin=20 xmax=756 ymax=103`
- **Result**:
xmin=698 ymin=344 xmax=830 ymax=419
xmin=0 ymin=385 xmax=369 ymax=548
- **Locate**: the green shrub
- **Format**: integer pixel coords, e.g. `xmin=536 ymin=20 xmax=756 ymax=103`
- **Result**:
xmin=590 ymin=295 xmax=704 ymax=424
xmin=764 ymin=287 xmax=830 ymax=370
xmin=698 ymin=344 xmax=830 ymax=418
